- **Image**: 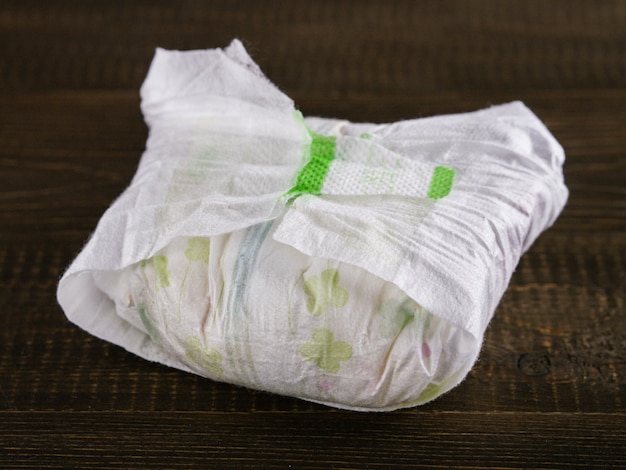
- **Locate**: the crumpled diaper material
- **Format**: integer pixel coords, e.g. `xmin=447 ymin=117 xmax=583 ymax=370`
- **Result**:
xmin=57 ymin=39 xmax=568 ymax=411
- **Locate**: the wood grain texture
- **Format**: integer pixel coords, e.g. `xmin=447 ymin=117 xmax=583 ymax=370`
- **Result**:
xmin=1 ymin=0 xmax=625 ymax=93
xmin=1 ymin=0 xmax=625 ymax=467
xmin=2 ymin=411 xmax=625 ymax=469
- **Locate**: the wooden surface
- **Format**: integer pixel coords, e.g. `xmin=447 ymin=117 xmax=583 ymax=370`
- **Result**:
xmin=1 ymin=1 xmax=625 ymax=468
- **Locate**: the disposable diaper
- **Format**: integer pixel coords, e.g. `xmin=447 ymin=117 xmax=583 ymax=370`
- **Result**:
xmin=57 ymin=40 xmax=568 ymax=410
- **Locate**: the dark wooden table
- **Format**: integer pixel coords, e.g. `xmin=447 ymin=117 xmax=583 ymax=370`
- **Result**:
xmin=2 ymin=1 xmax=625 ymax=468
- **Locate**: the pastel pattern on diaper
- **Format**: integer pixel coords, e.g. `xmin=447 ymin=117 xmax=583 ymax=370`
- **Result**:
xmin=303 ymin=269 xmax=348 ymax=317
xmin=300 ymin=328 xmax=353 ymax=373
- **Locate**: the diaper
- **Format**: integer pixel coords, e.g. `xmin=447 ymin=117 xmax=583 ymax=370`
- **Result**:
xmin=57 ymin=40 xmax=568 ymax=410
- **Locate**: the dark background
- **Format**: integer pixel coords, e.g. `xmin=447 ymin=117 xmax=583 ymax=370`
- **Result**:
xmin=1 ymin=1 xmax=625 ymax=468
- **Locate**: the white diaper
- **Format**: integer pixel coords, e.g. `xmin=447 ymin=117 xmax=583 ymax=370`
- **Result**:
xmin=57 ymin=40 xmax=567 ymax=410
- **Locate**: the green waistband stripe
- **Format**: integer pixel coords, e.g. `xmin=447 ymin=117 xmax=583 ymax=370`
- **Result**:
xmin=427 ymin=166 xmax=456 ymax=199
xmin=288 ymin=130 xmax=337 ymax=197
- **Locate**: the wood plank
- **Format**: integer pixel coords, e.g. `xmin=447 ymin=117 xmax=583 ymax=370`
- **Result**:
xmin=1 ymin=0 xmax=625 ymax=92
xmin=1 ymin=1 xmax=625 ymax=467
xmin=1 ymin=411 xmax=624 ymax=468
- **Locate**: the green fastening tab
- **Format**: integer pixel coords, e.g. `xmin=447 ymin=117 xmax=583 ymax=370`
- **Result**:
xmin=427 ymin=166 xmax=455 ymax=199
xmin=287 ymin=129 xmax=336 ymax=198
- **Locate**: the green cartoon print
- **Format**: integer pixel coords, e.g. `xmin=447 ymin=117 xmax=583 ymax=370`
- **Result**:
xmin=184 ymin=336 xmax=223 ymax=376
xmin=300 ymin=328 xmax=353 ymax=373
xmin=378 ymin=297 xmax=433 ymax=360
xmin=184 ymin=237 xmax=211 ymax=263
xmin=303 ymin=269 xmax=348 ymax=317
xmin=378 ymin=297 xmax=419 ymax=339
xmin=137 ymin=303 xmax=159 ymax=341
xmin=152 ymin=255 xmax=171 ymax=290
xmin=178 ymin=237 xmax=211 ymax=319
